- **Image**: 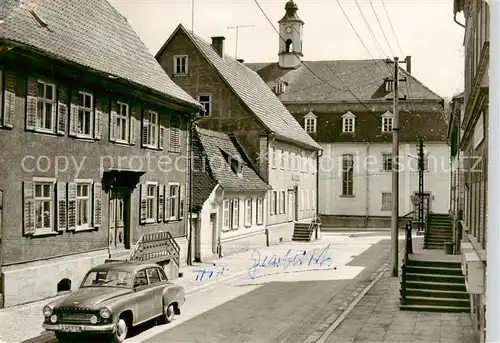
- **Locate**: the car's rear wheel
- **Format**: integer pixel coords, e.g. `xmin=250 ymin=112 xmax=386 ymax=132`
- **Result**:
xmin=163 ymin=303 xmax=175 ymax=323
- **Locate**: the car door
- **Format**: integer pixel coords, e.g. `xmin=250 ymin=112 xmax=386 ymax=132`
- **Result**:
xmin=132 ymin=269 xmax=154 ymax=322
xmin=146 ymin=267 xmax=164 ymax=316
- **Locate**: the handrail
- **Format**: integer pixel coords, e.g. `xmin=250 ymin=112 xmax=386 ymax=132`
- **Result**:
xmin=128 ymin=231 xmax=180 ymax=267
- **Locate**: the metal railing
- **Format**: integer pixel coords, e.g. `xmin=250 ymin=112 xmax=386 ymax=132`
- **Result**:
xmin=128 ymin=231 xmax=180 ymax=267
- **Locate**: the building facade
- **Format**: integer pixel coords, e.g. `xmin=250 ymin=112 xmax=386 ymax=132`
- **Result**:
xmin=246 ymin=0 xmax=450 ymax=228
xmin=451 ymin=1 xmax=490 ymax=342
xmin=0 ymin=0 xmax=201 ymax=307
xmin=189 ymin=127 xmax=271 ymax=260
xmin=155 ymin=24 xmax=321 ymax=251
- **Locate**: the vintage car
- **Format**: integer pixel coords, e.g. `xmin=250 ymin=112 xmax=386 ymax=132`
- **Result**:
xmin=42 ymin=261 xmax=186 ymax=342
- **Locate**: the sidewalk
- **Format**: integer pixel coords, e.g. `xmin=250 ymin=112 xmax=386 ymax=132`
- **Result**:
xmin=323 ymin=266 xmax=475 ymax=343
xmin=0 ymin=233 xmax=351 ymax=343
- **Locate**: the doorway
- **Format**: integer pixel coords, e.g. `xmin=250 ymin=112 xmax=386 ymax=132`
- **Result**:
xmin=210 ymin=213 xmax=217 ymax=255
xmin=109 ymin=189 xmax=130 ymax=251
xmin=288 ymin=190 xmax=294 ymax=222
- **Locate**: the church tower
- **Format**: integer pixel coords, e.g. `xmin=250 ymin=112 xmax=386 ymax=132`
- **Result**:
xmin=278 ymin=0 xmax=304 ymax=69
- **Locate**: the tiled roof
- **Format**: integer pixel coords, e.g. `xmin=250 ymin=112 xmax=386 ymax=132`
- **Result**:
xmin=195 ymin=127 xmax=271 ymax=193
xmin=158 ymin=24 xmax=321 ymax=151
xmin=0 ymin=0 xmax=201 ymax=110
xmin=244 ymin=60 xmax=443 ymax=103
xmin=192 ymin=172 xmax=217 ymax=212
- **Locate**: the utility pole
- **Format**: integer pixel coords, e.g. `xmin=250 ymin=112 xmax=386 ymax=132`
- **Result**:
xmin=387 ymin=57 xmax=407 ymax=278
xmin=391 ymin=56 xmax=400 ymax=278
xmin=227 ymin=25 xmax=255 ymax=59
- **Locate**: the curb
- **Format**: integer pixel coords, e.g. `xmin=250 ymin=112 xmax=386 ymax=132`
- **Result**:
xmin=185 ymin=269 xmax=249 ymax=297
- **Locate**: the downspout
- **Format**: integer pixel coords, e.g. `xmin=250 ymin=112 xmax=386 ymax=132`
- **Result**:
xmin=265 ymin=132 xmax=276 ymax=245
xmin=454 ymin=12 xmax=466 ymax=28
xmin=365 ymin=143 xmax=370 ymax=227
xmin=187 ymin=116 xmax=202 ymax=266
xmin=316 ymin=150 xmax=322 ymax=239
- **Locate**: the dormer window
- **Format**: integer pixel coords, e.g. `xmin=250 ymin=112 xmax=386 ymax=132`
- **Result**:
xmin=304 ymin=111 xmax=317 ymax=133
xmin=220 ymin=149 xmax=243 ymax=177
xmin=274 ymin=81 xmax=287 ymax=95
xmin=385 ymin=79 xmax=393 ymax=92
xmin=381 ymin=111 xmax=393 ymax=133
xmin=341 ymin=111 xmax=356 ymax=133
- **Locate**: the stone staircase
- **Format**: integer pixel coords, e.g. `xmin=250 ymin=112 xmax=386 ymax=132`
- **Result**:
xmin=400 ymin=259 xmax=470 ymax=313
xmin=425 ymin=213 xmax=453 ymax=249
xmin=292 ymin=215 xmax=320 ymax=242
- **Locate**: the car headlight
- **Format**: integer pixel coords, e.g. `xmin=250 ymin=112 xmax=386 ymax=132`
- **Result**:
xmin=42 ymin=305 xmax=53 ymax=318
xmin=99 ymin=307 xmax=111 ymax=319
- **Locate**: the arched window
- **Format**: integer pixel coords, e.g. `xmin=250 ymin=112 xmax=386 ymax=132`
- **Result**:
xmin=285 ymin=39 xmax=293 ymax=52
xmin=57 ymin=278 xmax=71 ymax=293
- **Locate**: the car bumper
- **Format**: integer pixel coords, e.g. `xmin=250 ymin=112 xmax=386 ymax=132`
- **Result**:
xmin=43 ymin=323 xmax=116 ymax=334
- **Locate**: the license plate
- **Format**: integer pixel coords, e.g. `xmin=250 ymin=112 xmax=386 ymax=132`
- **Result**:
xmin=60 ymin=325 xmax=82 ymax=333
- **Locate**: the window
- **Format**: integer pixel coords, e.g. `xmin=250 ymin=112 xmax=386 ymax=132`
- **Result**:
xmin=274 ymin=81 xmax=286 ymax=95
xmin=146 ymin=183 xmax=157 ymax=221
xmin=143 ymin=110 xmax=159 ymax=148
xmin=34 ymin=182 xmax=54 ymax=232
xmin=295 ymin=153 xmax=299 ymax=171
xmin=271 ymin=146 xmax=276 ymax=168
xmin=223 ymin=199 xmax=230 ymax=229
xmin=305 ymin=117 xmax=316 ymax=133
xmin=257 ymin=198 xmax=264 ymax=225
xmin=245 ymin=199 xmax=252 ymax=227
xmin=77 ymin=91 xmax=93 ymax=137
xmin=36 ymin=80 xmax=56 ymax=132
xmin=134 ymin=270 xmax=148 ymax=288
xmin=342 ymin=112 xmax=356 ymax=133
xmin=280 ymin=149 xmax=284 ymax=169
xmin=76 ymin=183 xmax=91 ymax=228
xmin=290 ymin=152 xmax=295 ymax=171
xmin=342 ymin=154 xmax=354 ymax=196
xmin=312 ymin=189 xmax=316 ymax=210
xmin=198 ymin=94 xmax=211 ymax=117
xmin=385 ymin=80 xmax=393 ymax=92
xmin=173 ymin=55 xmax=188 ymax=75
xmin=382 ymin=192 xmax=392 ymax=211
xmin=381 ymin=112 xmax=393 ymax=133
xmin=169 ymin=184 xmax=179 ymax=220
xmin=116 ymin=101 xmax=129 ymax=142
xmin=170 ymin=115 xmax=181 ymax=153
xmin=146 ymin=268 xmax=162 ymax=285
xmin=280 ymin=190 xmax=286 ymax=214
xmin=271 ymin=190 xmax=277 ymax=215
xmin=232 ymin=199 xmax=240 ymax=229
xmin=382 ymin=154 xmax=393 ymax=171
xmin=284 ymin=151 xmax=289 ymax=170
xmin=223 ymin=198 xmax=239 ymax=230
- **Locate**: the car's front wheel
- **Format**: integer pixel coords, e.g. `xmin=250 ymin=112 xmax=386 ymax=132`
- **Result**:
xmin=110 ymin=317 xmax=129 ymax=343
xmin=163 ymin=303 xmax=175 ymax=323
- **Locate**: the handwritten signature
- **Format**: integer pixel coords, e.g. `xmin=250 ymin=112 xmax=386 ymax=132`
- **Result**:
xmin=193 ymin=263 xmax=228 ymax=282
xmin=248 ymin=244 xmax=335 ymax=280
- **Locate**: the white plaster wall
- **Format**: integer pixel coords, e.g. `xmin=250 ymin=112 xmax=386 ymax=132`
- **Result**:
xmin=266 ymin=138 xmax=317 ymax=226
xmin=319 ymin=142 xmax=450 ymax=217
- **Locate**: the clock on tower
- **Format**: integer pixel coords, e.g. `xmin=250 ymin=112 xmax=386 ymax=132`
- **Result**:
xmin=285 ymin=26 xmax=292 ymax=34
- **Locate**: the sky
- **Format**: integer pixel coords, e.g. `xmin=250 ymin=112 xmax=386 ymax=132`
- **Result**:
xmin=110 ymin=0 xmax=466 ymax=99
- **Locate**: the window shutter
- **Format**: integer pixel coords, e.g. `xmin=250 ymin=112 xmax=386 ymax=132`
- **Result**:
xmin=141 ymin=110 xmax=149 ymax=147
xmin=23 ymin=181 xmax=35 ymax=235
xmin=139 ymin=184 xmax=147 ymax=224
xmin=109 ymin=101 xmax=117 ymax=142
xmin=157 ymin=185 xmax=164 ymax=222
xmin=179 ymin=185 xmax=184 ymax=219
xmin=164 ymin=186 xmax=171 ymax=222
xmin=3 ymin=71 xmax=16 ymax=128
xmin=67 ymin=182 xmax=77 ymax=230
xmin=159 ymin=126 xmax=166 ymax=150
xmin=57 ymin=86 xmax=68 ymax=135
xmin=26 ymin=77 xmax=38 ymax=131
xmin=69 ymin=91 xmax=78 ymax=137
xmin=170 ymin=115 xmax=180 ymax=152
xmin=93 ymin=182 xmax=103 ymax=228
xmin=94 ymin=99 xmax=103 ymax=140
xmin=56 ymin=182 xmax=67 ymax=231
xmin=129 ymin=106 xmax=136 ymax=145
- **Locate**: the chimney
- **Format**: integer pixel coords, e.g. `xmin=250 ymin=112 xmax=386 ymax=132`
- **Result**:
xmin=237 ymin=59 xmax=244 ymax=63
xmin=211 ymin=36 xmax=225 ymax=58
xmin=405 ymin=56 xmax=412 ymax=74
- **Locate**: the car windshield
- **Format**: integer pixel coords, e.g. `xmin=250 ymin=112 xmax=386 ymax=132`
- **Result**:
xmin=81 ymin=270 xmax=133 ymax=288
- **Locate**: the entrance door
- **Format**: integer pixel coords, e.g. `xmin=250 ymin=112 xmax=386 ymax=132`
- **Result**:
xmin=288 ymin=190 xmax=294 ymax=222
xmin=109 ymin=189 xmax=127 ymax=250
xmin=294 ymin=187 xmax=299 ymax=221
